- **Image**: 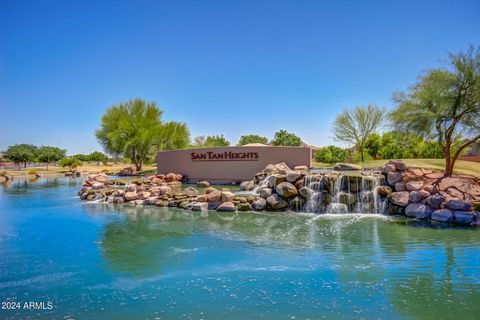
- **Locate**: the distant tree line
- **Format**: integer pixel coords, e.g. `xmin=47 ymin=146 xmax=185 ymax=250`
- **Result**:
xmin=1 ymin=144 xmax=110 ymax=170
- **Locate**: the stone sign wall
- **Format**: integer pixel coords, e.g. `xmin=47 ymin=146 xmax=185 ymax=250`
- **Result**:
xmin=156 ymin=146 xmax=312 ymax=183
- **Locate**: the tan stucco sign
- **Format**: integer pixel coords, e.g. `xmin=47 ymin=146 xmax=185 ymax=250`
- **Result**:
xmin=157 ymin=146 xmax=311 ymax=183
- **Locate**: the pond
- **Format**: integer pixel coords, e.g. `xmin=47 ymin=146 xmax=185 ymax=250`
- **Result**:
xmin=1 ymin=178 xmax=479 ymax=319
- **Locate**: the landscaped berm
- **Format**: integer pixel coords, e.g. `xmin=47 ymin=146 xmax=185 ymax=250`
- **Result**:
xmin=78 ymin=160 xmax=480 ymax=226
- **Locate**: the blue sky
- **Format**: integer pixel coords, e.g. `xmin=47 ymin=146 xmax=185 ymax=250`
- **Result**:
xmin=1 ymin=0 xmax=479 ymax=154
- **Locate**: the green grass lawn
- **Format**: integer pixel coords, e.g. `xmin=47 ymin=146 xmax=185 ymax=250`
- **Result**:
xmin=312 ymin=158 xmax=480 ymax=177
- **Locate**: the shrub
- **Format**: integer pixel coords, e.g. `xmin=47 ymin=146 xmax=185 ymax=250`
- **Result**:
xmin=101 ymin=169 xmax=110 ymax=173
xmin=379 ymin=143 xmax=413 ymax=159
xmin=28 ymin=170 xmax=38 ymax=176
xmin=59 ymin=157 xmax=82 ymax=170
xmin=314 ymin=146 xmax=348 ymax=163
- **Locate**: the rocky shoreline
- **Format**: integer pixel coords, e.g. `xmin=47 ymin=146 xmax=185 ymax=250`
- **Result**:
xmin=77 ymin=161 xmax=480 ymax=226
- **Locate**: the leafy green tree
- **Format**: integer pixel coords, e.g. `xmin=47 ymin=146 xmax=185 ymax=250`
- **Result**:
xmin=193 ymin=135 xmax=230 ymax=147
xmin=156 ymin=121 xmax=190 ymax=150
xmin=332 ymin=105 xmax=384 ymax=162
xmin=72 ymin=153 xmax=90 ymax=161
xmin=237 ymin=134 xmax=269 ymax=146
xmin=364 ymin=133 xmax=382 ymax=159
xmin=415 ymin=141 xmax=444 ymax=159
xmin=314 ymin=145 xmax=348 ymax=163
xmin=95 ymin=99 xmax=164 ymax=171
xmin=379 ymin=143 xmax=413 ymax=159
xmin=270 ymin=130 xmax=302 ymax=146
xmin=391 ymin=46 xmax=480 ymax=177
xmin=59 ymin=157 xmax=82 ymax=170
xmin=37 ymin=146 xmax=66 ymax=170
xmin=4 ymin=144 xmax=38 ymax=169
xmin=88 ymin=151 xmax=109 ymax=165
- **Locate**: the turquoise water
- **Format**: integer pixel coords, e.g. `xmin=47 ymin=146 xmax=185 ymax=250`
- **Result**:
xmin=1 ymin=178 xmax=479 ymax=319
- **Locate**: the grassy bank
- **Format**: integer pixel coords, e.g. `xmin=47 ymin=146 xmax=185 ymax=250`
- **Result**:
xmin=1 ymin=163 xmax=157 ymax=179
xmin=312 ymin=158 xmax=480 ymax=177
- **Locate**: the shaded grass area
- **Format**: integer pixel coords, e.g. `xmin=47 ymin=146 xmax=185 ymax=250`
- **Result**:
xmin=312 ymin=158 xmax=480 ymax=177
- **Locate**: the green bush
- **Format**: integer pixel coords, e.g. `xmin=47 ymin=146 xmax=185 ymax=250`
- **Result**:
xmin=415 ymin=141 xmax=444 ymax=158
xmin=379 ymin=143 xmax=413 ymax=159
xmin=28 ymin=170 xmax=38 ymax=176
xmin=59 ymin=157 xmax=82 ymax=170
xmin=314 ymin=146 xmax=348 ymax=163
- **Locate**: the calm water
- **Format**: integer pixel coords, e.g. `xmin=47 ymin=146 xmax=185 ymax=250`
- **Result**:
xmin=1 ymin=178 xmax=479 ymax=319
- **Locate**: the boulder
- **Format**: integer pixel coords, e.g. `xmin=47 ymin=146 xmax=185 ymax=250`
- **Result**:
xmin=426 ymin=193 xmax=446 ymax=210
xmin=447 ymin=199 xmax=472 ymax=211
xmin=158 ymin=185 xmax=172 ymax=196
xmin=289 ymin=196 xmax=305 ymax=210
xmin=268 ymin=174 xmax=286 ymax=188
xmin=394 ymin=182 xmax=406 ymax=192
xmin=274 ymin=162 xmax=291 ymax=173
xmin=143 ymin=197 xmax=158 ymax=205
xmin=383 ymin=164 xmax=396 ymax=174
xmin=286 ymin=171 xmax=302 ymax=183
xmin=258 ymin=187 xmax=273 ymax=199
xmin=275 ymin=182 xmax=298 ymax=199
xmin=237 ymin=203 xmax=251 ymax=211
xmin=405 ymin=203 xmax=432 ymax=219
xmin=221 ymin=191 xmax=235 ymax=202
xmin=454 ymin=211 xmax=474 ymax=225
xmin=266 ymin=195 xmax=288 ymax=210
xmin=252 ymin=198 xmax=267 ymax=210
xmin=333 ymin=163 xmax=362 ymax=171
xmin=151 ymin=177 xmax=164 ymax=185
xmin=197 ymin=181 xmax=210 ymax=187
xmin=196 ymin=194 xmax=207 ymax=202
xmin=137 ymin=191 xmax=151 ymax=200
xmin=299 ymin=187 xmax=314 ymax=200
xmin=206 ymin=190 xmax=222 ymax=202
xmin=406 ymin=180 xmax=424 ymax=191
xmin=184 ymin=187 xmax=199 ymax=197
xmin=216 ymin=201 xmax=236 ymax=212
xmin=204 ymin=187 xmax=218 ymax=194
xmin=92 ymin=182 xmax=105 ymax=190
xmin=409 ymin=190 xmax=430 ymax=203
xmin=165 ymin=173 xmax=176 ymax=182
xmin=264 ymin=164 xmax=277 ymax=173
xmin=126 ymin=184 xmax=137 ymax=192
xmin=387 ymin=172 xmax=404 ymax=186
xmin=389 ymin=191 xmax=410 ymax=207
xmin=175 ymin=174 xmax=183 ymax=181
xmin=124 ymin=191 xmax=138 ymax=201
xmin=375 ymin=186 xmax=392 ymax=197
xmin=192 ymin=202 xmax=208 ymax=212
xmin=388 ymin=160 xmax=406 ymax=171
xmin=431 ymin=209 xmax=453 ymax=223
xmin=240 ymin=180 xmax=255 ymax=191
xmin=155 ymin=200 xmax=169 ymax=207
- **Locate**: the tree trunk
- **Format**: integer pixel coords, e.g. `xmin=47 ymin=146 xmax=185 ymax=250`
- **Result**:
xmin=443 ymin=139 xmax=453 ymax=177
xmin=46 ymin=162 xmax=49 ymax=170
xmin=135 ymin=162 xmax=142 ymax=172
xmin=24 ymin=161 xmax=27 ymax=168
xmin=359 ymin=146 xmax=364 ymax=162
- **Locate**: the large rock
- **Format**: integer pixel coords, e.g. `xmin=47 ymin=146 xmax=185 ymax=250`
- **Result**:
xmin=240 ymin=180 xmax=255 ymax=191
xmin=383 ymin=164 xmax=396 ymax=174
xmin=394 ymin=182 xmax=406 ymax=192
xmin=206 ymin=190 xmax=222 ymax=202
xmin=184 ymin=187 xmax=199 ymax=197
xmin=387 ymin=172 xmax=404 ymax=186
xmin=426 ymin=193 xmax=446 ymax=210
xmin=258 ymin=187 xmax=273 ymax=199
xmin=375 ymin=186 xmax=392 ymax=197
xmin=266 ymin=195 xmax=288 ymax=210
xmin=409 ymin=190 xmax=430 ymax=203
xmin=92 ymin=182 xmax=105 ymax=190
xmin=299 ymin=187 xmax=314 ymax=200
xmin=405 ymin=203 xmax=432 ymax=219
xmin=126 ymin=184 xmax=137 ymax=192
xmin=294 ymin=165 xmax=309 ymax=171
xmin=192 ymin=202 xmax=208 ymax=211
xmin=165 ymin=173 xmax=177 ymax=182
xmin=431 ymin=209 xmax=453 ymax=223
xmin=389 ymin=191 xmax=410 ymax=207
xmin=447 ymin=199 xmax=472 ymax=211
xmin=268 ymin=174 xmax=286 ymax=188
xmin=237 ymin=203 xmax=251 ymax=211
xmin=252 ymin=198 xmax=267 ymax=210
xmin=388 ymin=160 xmax=406 ymax=171
xmin=124 ymin=191 xmax=138 ymax=201
xmin=286 ymin=171 xmax=302 ymax=183
xmin=158 ymin=185 xmax=172 ymax=195
xmin=216 ymin=201 xmax=236 ymax=212
xmin=197 ymin=181 xmax=210 ymax=187
xmin=275 ymin=182 xmax=298 ymax=199
xmin=137 ymin=191 xmax=151 ymax=200
xmin=406 ymin=180 xmax=424 ymax=191
xmin=333 ymin=163 xmax=362 ymax=171
xmin=274 ymin=162 xmax=291 ymax=173
xmin=221 ymin=191 xmax=235 ymax=202
xmin=454 ymin=211 xmax=474 ymax=224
